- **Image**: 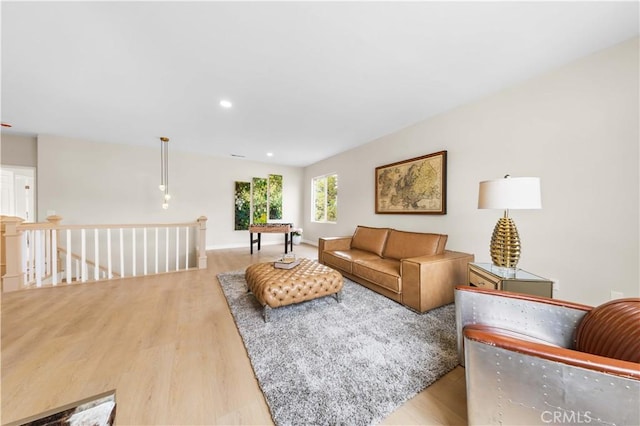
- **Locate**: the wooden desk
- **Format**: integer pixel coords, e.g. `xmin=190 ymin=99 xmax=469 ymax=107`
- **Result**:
xmin=249 ymin=223 xmax=294 ymax=254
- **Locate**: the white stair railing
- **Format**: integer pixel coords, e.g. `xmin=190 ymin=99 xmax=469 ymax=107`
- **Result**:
xmin=1 ymin=215 xmax=208 ymax=292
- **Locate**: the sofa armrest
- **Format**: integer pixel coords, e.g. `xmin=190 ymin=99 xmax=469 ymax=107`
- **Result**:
xmin=455 ymin=285 xmax=592 ymax=366
xmin=400 ymin=250 xmax=474 ymax=313
xmin=318 ymin=236 xmax=352 ymax=264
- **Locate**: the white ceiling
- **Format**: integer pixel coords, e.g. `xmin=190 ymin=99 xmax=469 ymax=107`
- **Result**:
xmin=2 ymin=1 xmax=638 ymax=167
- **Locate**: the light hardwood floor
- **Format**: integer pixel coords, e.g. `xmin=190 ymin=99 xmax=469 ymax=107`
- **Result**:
xmin=1 ymin=244 xmax=467 ymax=425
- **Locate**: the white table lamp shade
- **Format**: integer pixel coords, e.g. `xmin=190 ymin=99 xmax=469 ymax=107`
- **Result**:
xmin=478 ymin=177 xmax=541 ymax=210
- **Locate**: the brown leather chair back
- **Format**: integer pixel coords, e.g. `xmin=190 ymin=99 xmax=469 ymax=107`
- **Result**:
xmin=574 ymin=298 xmax=640 ymax=363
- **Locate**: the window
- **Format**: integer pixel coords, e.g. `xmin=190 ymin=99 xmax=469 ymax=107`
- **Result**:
xmin=312 ymin=173 xmax=338 ymax=223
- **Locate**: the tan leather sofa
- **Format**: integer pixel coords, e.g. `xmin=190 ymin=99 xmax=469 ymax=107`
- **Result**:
xmin=318 ymin=225 xmax=474 ymax=313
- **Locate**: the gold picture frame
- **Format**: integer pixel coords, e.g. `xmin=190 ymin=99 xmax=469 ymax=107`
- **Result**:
xmin=375 ymin=150 xmax=447 ymax=215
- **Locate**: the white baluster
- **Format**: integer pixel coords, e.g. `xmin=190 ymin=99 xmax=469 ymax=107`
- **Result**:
xmin=81 ymin=229 xmax=87 ymax=282
xmin=31 ymin=230 xmax=36 ymax=284
xmin=45 ymin=229 xmax=51 ymax=276
xmin=24 ymin=231 xmax=33 ymax=284
xmin=119 ymin=228 xmax=124 ymax=277
xmin=40 ymin=230 xmax=46 ymax=285
xmin=165 ymin=227 xmax=169 ymax=272
xmin=20 ymin=231 xmax=29 ymax=284
xmin=94 ymin=228 xmax=100 ymax=281
xmin=175 ymin=226 xmax=180 ymax=271
xmin=24 ymin=231 xmax=28 ymax=284
xmin=22 ymin=231 xmax=29 ymax=283
xmin=185 ymin=226 xmax=189 ymax=269
xmin=75 ymin=259 xmax=80 ymax=280
xmin=35 ymin=230 xmax=43 ymax=287
xmin=107 ymin=228 xmax=113 ymax=279
xmin=42 ymin=230 xmax=47 ymax=278
xmin=143 ymin=227 xmax=148 ymax=275
xmin=30 ymin=230 xmax=36 ymax=284
xmin=51 ymin=228 xmax=58 ymax=285
xmin=132 ymin=228 xmax=136 ymax=277
xmin=155 ymin=227 xmax=159 ymax=274
xmin=66 ymin=229 xmax=72 ymax=283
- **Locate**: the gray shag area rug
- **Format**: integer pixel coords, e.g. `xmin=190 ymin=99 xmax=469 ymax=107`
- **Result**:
xmin=217 ymin=271 xmax=458 ymax=426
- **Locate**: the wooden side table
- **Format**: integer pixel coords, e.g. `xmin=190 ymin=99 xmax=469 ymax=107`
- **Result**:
xmin=468 ymin=262 xmax=553 ymax=298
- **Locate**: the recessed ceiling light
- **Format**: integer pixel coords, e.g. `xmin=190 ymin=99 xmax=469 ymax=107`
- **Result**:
xmin=220 ymin=100 xmax=232 ymax=108
xmin=267 ymin=152 xmax=274 ymax=157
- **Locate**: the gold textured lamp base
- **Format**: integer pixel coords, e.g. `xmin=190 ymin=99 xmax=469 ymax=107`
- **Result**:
xmin=490 ymin=215 xmax=521 ymax=268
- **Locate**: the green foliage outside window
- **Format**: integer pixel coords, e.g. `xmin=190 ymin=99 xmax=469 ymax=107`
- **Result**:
xmin=313 ymin=174 xmax=338 ymax=223
xmin=326 ymin=174 xmax=338 ymax=222
xmin=314 ymin=178 xmax=326 ymax=221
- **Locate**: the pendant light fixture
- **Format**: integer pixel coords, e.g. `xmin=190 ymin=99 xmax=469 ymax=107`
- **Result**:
xmin=159 ymin=137 xmax=171 ymax=209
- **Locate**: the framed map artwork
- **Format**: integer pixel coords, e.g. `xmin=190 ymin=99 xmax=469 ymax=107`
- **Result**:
xmin=375 ymin=150 xmax=447 ymax=215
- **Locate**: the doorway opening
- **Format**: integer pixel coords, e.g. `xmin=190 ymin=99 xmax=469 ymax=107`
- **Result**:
xmin=1 ymin=165 xmax=36 ymax=222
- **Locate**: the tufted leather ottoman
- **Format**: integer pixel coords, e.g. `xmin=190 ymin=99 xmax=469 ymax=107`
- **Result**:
xmin=245 ymin=258 xmax=343 ymax=322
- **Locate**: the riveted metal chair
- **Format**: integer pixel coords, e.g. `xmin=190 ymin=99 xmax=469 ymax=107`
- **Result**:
xmin=455 ymin=285 xmax=640 ymax=425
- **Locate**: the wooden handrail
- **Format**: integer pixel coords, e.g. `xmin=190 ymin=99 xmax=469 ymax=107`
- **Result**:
xmin=18 ymin=221 xmax=201 ymax=231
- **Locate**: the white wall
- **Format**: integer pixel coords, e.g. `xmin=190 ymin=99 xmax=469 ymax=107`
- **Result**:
xmin=1 ymin=133 xmax=38 ymax=167
xmin=37 ymin=135 xmax=304 ymax=249
xmin=304 ymin=38 xmax=639 ymax=306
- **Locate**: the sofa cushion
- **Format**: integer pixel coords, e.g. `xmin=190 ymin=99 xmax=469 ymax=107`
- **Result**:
xmin=574 ymin=298 xmax=640 ymax=363
xmin=383 ymin=230 xmax=447 ymax=260
xmin=351 ymin=226 xmax=390 ymax=257
xmin=353 ymin=258 xmax=401 ymax=293
xmin=323 ymin=249 xmax=381 ymax=274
